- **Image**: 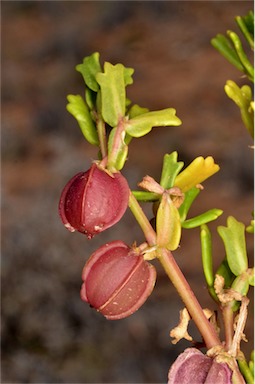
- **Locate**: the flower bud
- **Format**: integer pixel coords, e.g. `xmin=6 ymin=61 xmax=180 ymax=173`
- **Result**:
xmin=59 ymin=164 xmax=129 ymax=238
xmin=168 ymin=348 xmax=232 ymax=384
xmin=80 ymin=240 xmax=157 ymax=319
xmin=156 ymin=192 xmax=181 ymax=251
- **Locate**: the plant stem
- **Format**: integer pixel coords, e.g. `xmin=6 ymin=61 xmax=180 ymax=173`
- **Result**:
xmin=222 ymin=304 xmax=234 ymax=351
xmin=128 ymin=191 xmax=157 ymax=246
xmin=107 ymin=119 xmax=126 ymax=170
xmin=157 ymin=247 xmax=221 ymax=349
xmin=128 ymin=192 xmax=221 ymax=349
xmin=97 ymin=118 xmax=107 ymax=158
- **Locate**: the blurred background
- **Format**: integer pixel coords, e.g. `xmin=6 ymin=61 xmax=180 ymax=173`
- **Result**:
xmin=1 ymin=1 xmax=254 ymax=383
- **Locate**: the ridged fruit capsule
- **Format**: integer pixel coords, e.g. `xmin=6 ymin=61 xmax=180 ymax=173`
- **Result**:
xmin=168 ymin=348 xmax=232 ymax=384
xmin=59 ymin=164 xmax=129 ymax=239
xmin=80 ymin=240 xmax=157 ymax=319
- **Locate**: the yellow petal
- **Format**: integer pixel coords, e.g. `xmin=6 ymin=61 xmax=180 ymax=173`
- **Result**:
xmin=174 ymin=156 xmax=220 ymax=192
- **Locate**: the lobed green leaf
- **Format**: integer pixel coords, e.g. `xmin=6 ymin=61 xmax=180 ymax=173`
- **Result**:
xmin=217 ymin=216 xmax=248 ymax=276
xmin=96 ymin=63 xmax=134 ymax=127
xmin=125 ymin=108 xmax=182 ymax=138
xmin=160 ymin=152 xmax=184 ymax=190
xmin=76 ymin=52 xmax=102 ymax=92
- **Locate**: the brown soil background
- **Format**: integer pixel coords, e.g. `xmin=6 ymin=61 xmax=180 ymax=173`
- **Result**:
xmin=1 ymin=1 xmax=254 ymax=383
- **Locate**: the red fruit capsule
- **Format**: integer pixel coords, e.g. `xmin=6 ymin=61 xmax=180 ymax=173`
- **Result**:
xmin=80 ymin=240 xmax=157 ymax=320
xmin=59 ymin=164 xmax=129 ymax=238
xmin=168 ymin=348 xmax=232 ymax=384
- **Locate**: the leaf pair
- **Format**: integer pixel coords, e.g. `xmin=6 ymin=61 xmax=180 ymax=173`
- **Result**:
xmin=211 ymin=11 xmax=254 ymax=81
xmin=201 ymin=217 xmax=254 ymax=310
xmin=66 ymin=52 xmax=182 ymax=171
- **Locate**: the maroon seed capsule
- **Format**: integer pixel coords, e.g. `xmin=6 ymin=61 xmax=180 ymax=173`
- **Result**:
xmin=80 ymin=240 xmax=157 ymax=319
xmin=168 ymin=348 xmax=232 ymax=384
xmin=59 ymin=164 xmax=129 ymax=238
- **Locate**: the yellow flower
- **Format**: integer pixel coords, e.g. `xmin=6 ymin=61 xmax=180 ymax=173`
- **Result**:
xmin=174 ymin=157 xmax=220 ymax=192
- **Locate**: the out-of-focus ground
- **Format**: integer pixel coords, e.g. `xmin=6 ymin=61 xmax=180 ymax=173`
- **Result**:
xmin=1 ymin=1 xmax=254 ymax=383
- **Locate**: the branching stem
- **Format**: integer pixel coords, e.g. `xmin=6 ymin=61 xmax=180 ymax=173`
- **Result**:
xmin=158 ymin=247 xmax=221 ymax=350
xmin=128 ymin=191 xmax=221 ymax=350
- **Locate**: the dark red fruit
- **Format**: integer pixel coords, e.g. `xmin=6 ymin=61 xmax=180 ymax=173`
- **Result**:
xmin=59 ymin=164 xmax=129 ymax=238
xmin=168 ymin=348 xmax=232 ymax=384
xmin=80 ymin=240 xmax=157 ymax=319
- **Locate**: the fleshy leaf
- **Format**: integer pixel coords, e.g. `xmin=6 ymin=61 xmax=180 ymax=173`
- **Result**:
xmin=227 ymin=30 xmax=254 ymax=81
xmin=96 ymin=62 xmax=134 ymax=127
xmin=224 ymin=80 xmax=254 ymax=137
xmin=85 ymin=88 xmax=97 ymax=110
xmin=128 ymin=104 xmax=149 ymax=119
xmin=200 ymin=225 xmax=214 ymax=288
xmin=211 ymin=34 xmax=245 ymax=72
xmin=248 ymin=268 xmax=254 ymax=286
xmin=160 ymin=152 xmax=184 ymax=190
xmin=174 ymin=157 xmax=220 ymax=192
xmin=182 ymin=209 xmax=223 ymax=229
xmin=178 ymin=187 xmax=201 ymax=222
xmin=123 ymin=66 xmax=134 ymax=86
xmin=246 ymin=220 xmax=254 ymax=233
xmin=76 ymin=52 xmax=102 ymax=92
xmin=66 ymin=95 xmax=99 ymax=146
xmin=125 ymin=108 xmax=182 ymax=138
xmin=216 ymin=258 xmax=235 ymax=288
xmin=217 ymin=216 xmax=248 ymax=276
xmin=236 ymin=11 xmax=254 ymax=49
xmin=131 ymin=191 xmax=159 ymax=202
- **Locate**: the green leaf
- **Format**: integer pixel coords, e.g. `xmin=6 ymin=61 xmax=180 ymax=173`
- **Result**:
xmin=216 ymin=258 xmax=235 ymax=288
xmin=241 ymin=10 xmax=254 ymax=37
xmin=182 ymin=209 xmax=223 ymax=229
xmin=236 ymin=13 xmax=254 ymax=49
xmin=85 ymin=88 xmax=96 ymax=111
xmin=123 ymin=66 xmax=134 ymax=86
xmin=76 ymin=52 xmax=102 ymax=92
xmin=128 ymin=104 xmax=149 ymax=119
xmin=178 ymin=187 xmax=201 ymax=222
xmin=230 ymin=272 xmax=250 ymax=311
xmin=66 ymin=94 xmax=99 ymax=146
xmin=211 ymin=34 xmax=245 ymax=72
xmin=217 ymin=216 xmax=248 ymax=276
xmin=227 ymin=30 xmax=254 ymax=81
xmin=125 ymin=108 xmax=182 ymax=138
xmin=96 ymin=62 xmax=134 ymax=127
xmin=200 ymin=225 xmax=214 ymax=288
xmin=224 ymin=81 xmax=254 ymax=137
xmin=131 ymin=190 xmax=159 ymax=202
xmin=246 ymin=218 xmax=254 ymax=234
xmin=160 ymin=152 xmax=184 ymax=189
xmin=247 ymin=268 xmax=254 ymax=286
